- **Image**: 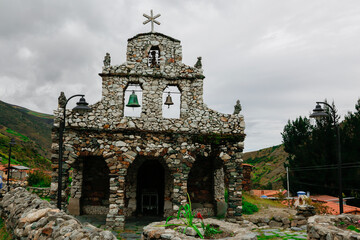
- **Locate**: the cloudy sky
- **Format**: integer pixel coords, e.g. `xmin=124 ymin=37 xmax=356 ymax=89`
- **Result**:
xmin=1 ymin=1 xmax=360 ymax=152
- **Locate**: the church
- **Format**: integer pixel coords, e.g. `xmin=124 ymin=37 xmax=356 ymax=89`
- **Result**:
xmin=51 ymin=11 xmax=245 ymax=230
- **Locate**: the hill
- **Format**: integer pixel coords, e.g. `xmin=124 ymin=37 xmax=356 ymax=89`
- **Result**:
xmin=0 ymin=100 xmax=53 ymax=169
xmin=243 ymin=144 xmax=288 ymax=190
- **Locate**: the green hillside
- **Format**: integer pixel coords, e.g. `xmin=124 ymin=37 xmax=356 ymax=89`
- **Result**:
xmin=243 ymin=144 xmax=288 ymax=190
xmin=0 ymin=100 xmax=53 ymax=169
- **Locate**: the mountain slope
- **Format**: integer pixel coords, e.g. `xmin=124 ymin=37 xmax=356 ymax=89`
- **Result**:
xmin=0 ymin=100 xmax=53 ymax=169
xmin=243 ymin=144 xmax=288 ymax=190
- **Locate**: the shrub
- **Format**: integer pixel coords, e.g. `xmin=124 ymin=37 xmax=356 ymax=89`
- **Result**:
xmin=27 ymin=171 xmax=51 ymax=187
xmin=242 ymin=198 xmax=259 ymax=214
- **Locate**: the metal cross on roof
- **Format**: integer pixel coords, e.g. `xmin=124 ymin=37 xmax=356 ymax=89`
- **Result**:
xmin=143 ymin=9 xmax=161 ymax=33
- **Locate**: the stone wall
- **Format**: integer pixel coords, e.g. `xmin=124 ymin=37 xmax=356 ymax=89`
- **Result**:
xmin=27 ymin=187 xmax=51 ymax=199
xmin=0 ymin=187 xmax=116 ymax=240
xmin=241 ymin=164 xmax=253 ymax=192
xmin=245 ymin=205 xmax=316 ymax=230
xmin=307 ymin=214 xmax=360 ymax=240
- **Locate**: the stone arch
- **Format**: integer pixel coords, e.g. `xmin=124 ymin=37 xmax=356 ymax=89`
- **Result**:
xmin=124 ymin=155 xmax=173 ymax=217
xmin=144 ymin=44 xmax=164 ymax=67
xmin=148 ymin=46 xmax=160 ymax=68
xmin=123 ymin=82 xmax=143 ymax=117
xmin=162 ymin=85 xmax=182 ymax=118
xmin=67 ymin=149 xmax=112 ymax=216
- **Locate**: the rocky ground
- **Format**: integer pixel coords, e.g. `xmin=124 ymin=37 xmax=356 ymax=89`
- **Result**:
xmin=75 ymin=206 xmax=304 ymax=240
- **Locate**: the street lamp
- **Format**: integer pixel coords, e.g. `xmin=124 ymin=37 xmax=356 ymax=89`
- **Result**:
xmin=7 ymin=138 xmax=16 ymax=192
xmin=310 ymin=101 xmax=343 ymax=214
xmin=58 ymin=94 xmax=91 ymax=210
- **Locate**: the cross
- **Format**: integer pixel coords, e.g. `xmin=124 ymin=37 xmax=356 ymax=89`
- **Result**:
xmin=143 ymin=9 xmax=161 ymax=33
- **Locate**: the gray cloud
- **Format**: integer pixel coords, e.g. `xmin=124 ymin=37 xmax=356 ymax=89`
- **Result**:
xmin=1 ymin=0 xmax=360 ymax=152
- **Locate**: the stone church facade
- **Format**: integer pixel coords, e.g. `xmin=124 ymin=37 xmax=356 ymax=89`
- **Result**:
xmin=51 ymin=31 xmax=245 ymax=230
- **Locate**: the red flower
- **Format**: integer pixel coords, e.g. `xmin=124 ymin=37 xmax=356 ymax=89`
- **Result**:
xmin=196 ymin=213 xmax=203 ymax=219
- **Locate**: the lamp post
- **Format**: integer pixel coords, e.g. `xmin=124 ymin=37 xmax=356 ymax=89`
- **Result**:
xmin=58 ymin=94 xmax=91 ymax=210
xmin=310 ymin=101 xmax=343 ymax=214
xmin=7 ymin=138 xmax=16 ymax=192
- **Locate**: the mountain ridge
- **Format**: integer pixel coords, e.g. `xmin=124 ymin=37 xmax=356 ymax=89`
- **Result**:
xmin=243 ymin=144 xmax=288 ymax=190
xmin=0 ymin=100 xmax=53 ymax=169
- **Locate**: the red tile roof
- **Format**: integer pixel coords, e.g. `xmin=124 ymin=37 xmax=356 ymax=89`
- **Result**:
xmin=311 ymin=195 xmax=360 ymax=215
xmin=251 ymin=189 xmax=287 ymax=197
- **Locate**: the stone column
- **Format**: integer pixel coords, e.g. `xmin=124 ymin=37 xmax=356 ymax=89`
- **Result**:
xmin=68 ymin=161 xmax=83 ymax=216
xmin=220 ymin=144 xmax=243 ymax=220
xmin=106 ymin=154 xmax=128 ymax=230
xmin=214 ymin=166 xmax=227 ymax=217
xmin=167 ymin=152 xmax=192 ymax=214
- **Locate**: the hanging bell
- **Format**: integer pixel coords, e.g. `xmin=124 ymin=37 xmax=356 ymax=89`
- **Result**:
xmin=126 ymin=90 xmax=140 ymax=108
xmin=164 ymin=92 xmax=174 ymax=108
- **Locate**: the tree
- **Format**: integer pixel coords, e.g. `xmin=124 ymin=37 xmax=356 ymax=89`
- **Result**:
xmin=282 ymin=102 xmax=339 ymax=195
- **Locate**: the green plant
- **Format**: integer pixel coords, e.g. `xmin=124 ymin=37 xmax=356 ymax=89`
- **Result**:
xmin=347 ymin=225 xmax=360 ymax=233
xmin=224 ymin=188 xmax=229 ymax=203
xmin=197 ymin=213 xmax=223 ymax=238
xmin=0 ymin=218 xmax=12 ymax=240
xmin=27 ymin=171 xmax=51 ymax=187
xmin=242 ymin=197 xmax=259 ymax=215
xmin=159 ymin=193 xmax=204 ymax=238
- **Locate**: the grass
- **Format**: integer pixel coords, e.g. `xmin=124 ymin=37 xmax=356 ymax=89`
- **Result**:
xmin=0 ymin=218 xmax=12 ymax=240
xmin=257 ymin=231 xmax=307 ymax=240
xmin=5 ymin=128 xmax=29 ymax=142
xmin=243 ymin=192 xmax=286 ymax=209
xmin=40 ymin=196 xmax=51 ymax=202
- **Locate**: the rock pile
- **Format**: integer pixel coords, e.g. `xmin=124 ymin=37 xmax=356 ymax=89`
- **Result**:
xmin=296 ymin=205 xmax=316 ymax=217
xmin=0 ymin=187 xmax=116 ymax=240
xmin=142 ymin=218 xmax=257 ymax=240
xmin=307 ymin=214 xmax=360 ymax=240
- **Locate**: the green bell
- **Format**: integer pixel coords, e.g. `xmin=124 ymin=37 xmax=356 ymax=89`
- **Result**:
xmin=126 ymin=90 xmax=140 ymax=108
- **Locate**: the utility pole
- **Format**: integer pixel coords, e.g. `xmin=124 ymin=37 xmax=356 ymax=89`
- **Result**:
xmin=286 ymin=167 xmax=290 ymax=198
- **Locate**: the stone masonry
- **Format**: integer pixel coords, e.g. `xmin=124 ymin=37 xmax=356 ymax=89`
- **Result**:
xmin=51 ymin=31 xmax=245 ymax=230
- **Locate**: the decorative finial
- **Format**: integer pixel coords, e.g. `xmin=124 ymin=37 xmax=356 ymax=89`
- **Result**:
xmin=103 ymin=52 xmax=111 ymax=67
xmin=194 ymin=56 xmax=202 ymax=69
xmin=143 ymin=9 xmax=161 ymax=33
xmin=58 ymin=92 xmax=67 ymax=108
xmin=233 ymin=100 xmax=242 ymax=114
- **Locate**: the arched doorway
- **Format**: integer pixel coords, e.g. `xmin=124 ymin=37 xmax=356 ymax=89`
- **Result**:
xmin=187 ymin=155 xmax=215 ymax=211
xmin=137 ymin=159 xmax=165 ymax=216
xmin=81 ymin=156 xmax=110 ymax=215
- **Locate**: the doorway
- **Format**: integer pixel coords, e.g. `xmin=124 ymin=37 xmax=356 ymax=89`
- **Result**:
xmin=136 ymin=159 xmax=165 ymax=216
xmin=81 ymin=156 xmax=110 ymax=215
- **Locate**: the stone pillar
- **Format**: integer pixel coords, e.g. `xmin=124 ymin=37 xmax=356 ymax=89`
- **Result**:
xmin=168 ymin=152 xmax=192 ymax=213
xmin=221 ymin=144 xmax=243 ymax=220
xmin=214 ymin=167 xmax=225 ymax=202
xmin=214 ymin=167 xmax=228 ymax=217
xmin=106 ymin=174 xmax=125 ymax=230
xmin=106 ymin=154 xmax=129 ymax=230
xmin=68 ymin=161 xmax=83 ymax=215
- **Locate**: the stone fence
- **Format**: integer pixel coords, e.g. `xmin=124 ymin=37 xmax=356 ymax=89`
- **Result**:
xmin=26 ymin=187 xmax=51 ymax=199
xmin=0 ymin=187 xmax=117 ymax=240
xmin=245 ymin=205 xmax=316 ymax=230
